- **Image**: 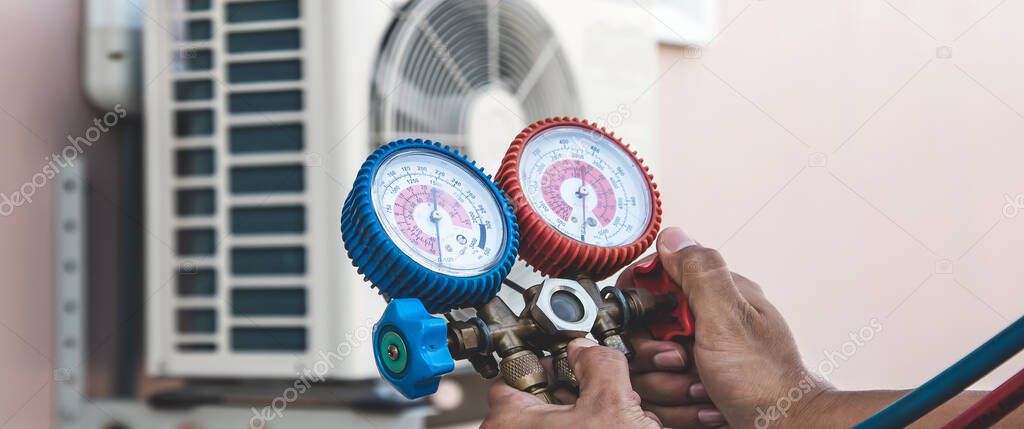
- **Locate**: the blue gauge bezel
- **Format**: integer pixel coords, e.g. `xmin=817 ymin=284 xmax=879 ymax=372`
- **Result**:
xmin=341 ymin=139 xmax=519 ymax=313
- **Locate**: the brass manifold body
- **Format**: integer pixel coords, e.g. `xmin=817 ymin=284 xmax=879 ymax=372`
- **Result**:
xmin=444 ymin=276 xmax=675 ymax=403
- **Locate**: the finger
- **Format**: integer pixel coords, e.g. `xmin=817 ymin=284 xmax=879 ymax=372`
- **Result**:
xmin=631 ymin=372 xmax=709 ymax=405
xmin=487 ymin=379 xmax=548 ymax=409
xmin=538 ymin=355 xmax=579 ymax=404
xmin=642 ymin=404 xmax=728 ymax=428
xmin=731 ymin=272 xmax=766 ymax=302
xmin=628 ymin=326 xmax=653 ymax=340
xmin=629 ymin=334 xmax=688 ymax=372
xmin=615 ymin=253 xmax=655 ymax=290
xmin=484 ymin=380 xmax=571 ymax=428
xmin=567 ymin=338 xmax=637 ymax=406
xmin=553 ymin=387 xmax=578 ymax=405
xmin=540 ymin=355 xmax=556 ymax=383
xmin=657 ymin=227 xmax=751 ymax=322
xmin=731 ymin=271 xmax=779 ymax=318
xmin=644 ymin=410 xmax=664 ymax=428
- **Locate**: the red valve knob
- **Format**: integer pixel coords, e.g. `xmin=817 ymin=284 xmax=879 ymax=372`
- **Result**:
xmin=630 ymin=256 xmax=695 ymax=341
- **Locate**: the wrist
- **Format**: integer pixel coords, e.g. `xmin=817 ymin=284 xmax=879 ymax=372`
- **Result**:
xmin=775 ymin=387 xmax=840 ymax=429
xmin=748 ymin=370 xmax=835 ymax=429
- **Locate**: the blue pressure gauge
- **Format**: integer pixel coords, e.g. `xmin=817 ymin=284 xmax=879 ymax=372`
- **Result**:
xmin=341 ymin=139 xmax=519 ymax=398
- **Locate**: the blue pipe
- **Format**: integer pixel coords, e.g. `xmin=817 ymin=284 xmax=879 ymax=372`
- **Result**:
xmin=855 ymin=315 xmax=1024 ymax=429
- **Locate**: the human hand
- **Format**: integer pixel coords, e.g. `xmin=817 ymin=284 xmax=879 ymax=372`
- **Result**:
xmin=622 ymin=319 xmax=725 ymax=428
xmin=482 ymin=338 xmax=662 ymax=429
xmin=620 ymin=227 xmax=832 ymax=429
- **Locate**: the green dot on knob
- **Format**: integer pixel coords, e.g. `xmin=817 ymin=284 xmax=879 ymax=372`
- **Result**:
xmin=379 ymin=330 xmax=408 ymax=374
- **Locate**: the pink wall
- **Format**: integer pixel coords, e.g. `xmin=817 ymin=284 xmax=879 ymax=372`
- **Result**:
xmin=655 ymin=0 xmax=1024 ymax=390
xmin=0 ymin=1 xmax=95 ymax=427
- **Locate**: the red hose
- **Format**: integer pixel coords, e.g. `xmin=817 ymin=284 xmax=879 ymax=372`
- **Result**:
xmin=943 ymin=367 xmax=1024 ymax=429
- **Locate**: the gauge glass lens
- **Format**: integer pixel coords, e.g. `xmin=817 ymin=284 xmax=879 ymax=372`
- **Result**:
xmin=371 ymin=150 xmax=507 ymax=277
xmin=518 ymin=126 xmax=653 ymax=247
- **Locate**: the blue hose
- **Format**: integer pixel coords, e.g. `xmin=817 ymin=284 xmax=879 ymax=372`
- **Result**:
xmin=855 ymin=315 xmax=1024 ymax=429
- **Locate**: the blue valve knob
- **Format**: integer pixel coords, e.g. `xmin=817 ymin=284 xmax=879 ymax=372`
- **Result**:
xmin=373 ymin=298 xmax=455 ymax=399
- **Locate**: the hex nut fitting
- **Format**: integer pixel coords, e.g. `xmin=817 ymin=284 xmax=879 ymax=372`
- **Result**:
xmin=528 ymin=278 xmax=598 ymax=338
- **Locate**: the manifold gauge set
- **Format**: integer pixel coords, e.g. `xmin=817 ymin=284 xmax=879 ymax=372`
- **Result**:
xmin=341 ymin=117 xmax=695 ymax=401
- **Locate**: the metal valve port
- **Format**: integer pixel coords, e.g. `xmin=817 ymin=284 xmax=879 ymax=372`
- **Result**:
xmin=528 ymin=279 xmax=598 ymax=338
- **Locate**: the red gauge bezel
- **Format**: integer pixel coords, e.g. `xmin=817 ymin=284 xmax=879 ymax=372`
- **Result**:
xmin=495 ymin=117 xmax=662 ymax=281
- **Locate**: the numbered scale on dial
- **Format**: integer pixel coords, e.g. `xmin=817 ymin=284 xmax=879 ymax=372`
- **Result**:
xmin=372 ymin=150 xmax=507 ymax=277
xmin=517 ymin=126 xmax=653 ymax=246
xmin=498 ymin=117 xmax=662 ymax=280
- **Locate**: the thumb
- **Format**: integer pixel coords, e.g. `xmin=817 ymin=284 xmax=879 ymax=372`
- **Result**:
xmin=567 ymin=338 xmax=637 ymax=406
xmin=656 ymin=227 xmax=749 ymax=321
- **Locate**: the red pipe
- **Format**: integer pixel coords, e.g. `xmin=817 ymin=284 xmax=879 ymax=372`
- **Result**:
xmin=943 ymin=367 xmax=1024 ymax=429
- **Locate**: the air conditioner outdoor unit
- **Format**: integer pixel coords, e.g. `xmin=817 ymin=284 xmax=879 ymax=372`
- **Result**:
xmin=143 ymin=0 xmax=659 ymax=380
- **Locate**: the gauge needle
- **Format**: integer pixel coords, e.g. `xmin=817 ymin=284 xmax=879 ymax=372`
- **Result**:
xmin=431 ymin=187 xmax=443 ymax=265
xmin=577 ymin=163 xmax=587 ymax=242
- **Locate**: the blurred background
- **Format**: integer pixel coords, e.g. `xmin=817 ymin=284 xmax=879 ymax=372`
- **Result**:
xmin=2 ymin=0 xmax=1023 ymax=428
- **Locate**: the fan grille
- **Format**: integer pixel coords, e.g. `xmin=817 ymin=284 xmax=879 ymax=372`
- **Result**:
xmin=372 ymin=0 xmax=580 ymax=155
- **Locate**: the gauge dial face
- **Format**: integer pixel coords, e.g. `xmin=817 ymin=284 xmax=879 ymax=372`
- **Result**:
xmin=518 ymin=126 xmax=653 ymax=247
xmin=371 ymin=150 xmax=507 ymax=277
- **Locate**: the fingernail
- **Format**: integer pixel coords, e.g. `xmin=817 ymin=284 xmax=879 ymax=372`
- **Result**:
xmin=652 ymin=350 xmax=685 ymax=370
xmin=569 ymin=338 xmax=598 ymax=348
xmin=660 ymin=227 xmax=697 ymax=253
xmin=689 ymin=383 xmax=708 ymax=399
xmin=697 ymin=408 xmax=726 ymax=427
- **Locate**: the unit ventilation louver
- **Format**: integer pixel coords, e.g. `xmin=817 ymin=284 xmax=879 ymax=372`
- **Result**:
xmin=166 ymin=0 xmax=311 ymax=361
xmin=372 ymin=0 xmax=580 ymax=164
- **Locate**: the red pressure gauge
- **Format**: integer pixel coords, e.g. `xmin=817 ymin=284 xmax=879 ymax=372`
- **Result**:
xmin=496 ymin=117 xmax=662 ymax=281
